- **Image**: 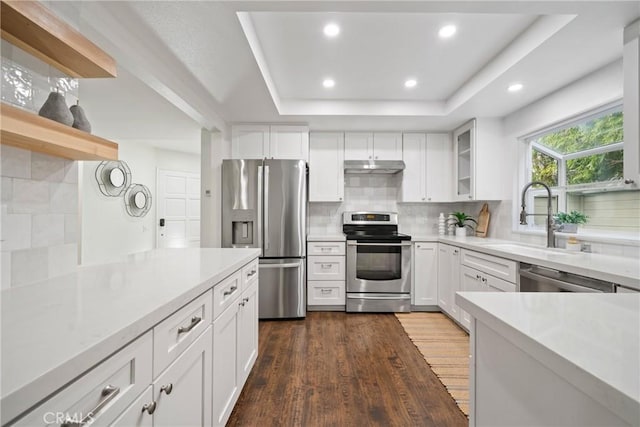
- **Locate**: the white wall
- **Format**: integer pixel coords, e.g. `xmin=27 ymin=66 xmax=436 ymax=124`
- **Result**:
xmin=81 ymin=141 xmax=200 ymax=265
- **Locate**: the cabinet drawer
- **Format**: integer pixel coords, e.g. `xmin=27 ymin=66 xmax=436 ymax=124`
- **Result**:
xmin=153 ymin=290 xmax=212 ymax=378
xmin=486 ymin=274 xmax=516 ymax=292
xmin=308 ymin=241 xmax=346 ymax=256
xmin=461 ymin=249 xmax=516 ymax=283
xmin=16 ymin=332 xmax=153 ymax=427
xmin=241 ymin=259 xmax=259 ymax=291
xmin=307 ymin=256 xmax=345 ymax=281
xmin=213 ymin=271 xmax=242 ymax=320
xmin=308 ymin=281 xmax=345 ymax=305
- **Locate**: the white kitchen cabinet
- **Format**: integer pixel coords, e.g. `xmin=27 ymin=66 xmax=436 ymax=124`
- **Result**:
xmin=623 ymin=24 xmax=640 ymax=188
xmin=212 ymin=299 xmax=239 ymax=426
xmin=401 ymin=133 xmax=452 ymax=202
xmin=307 ymin=240 xmax=346 ymax=310
xmin=153 ymin=326 xmax=212 ymax=427
xmin=110 ymin=387 xmax=154 ymax=427
xmin=437 ymin=244 xmax=461 ymax=321
xmin=231 ymin=125 xmax=269 ymax=159
xmin=231 ymin=124 xmax=309 ymax=161
xmin=412 ymin=242 xmax=439 ymax=307
xmin=237 ymin=279 xmax=259 ymax=386
xmin=344 ymin=132 xmax=402 ymax=161
xmin=460 ymin=265 xmax=487 ymax=330
xmin=309 ymin=132 xmax=344 ymax=202
xmin=453 ymin=118 xmax=506 ymax=201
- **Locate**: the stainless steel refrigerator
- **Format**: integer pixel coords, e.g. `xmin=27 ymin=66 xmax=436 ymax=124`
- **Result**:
xmin=221 ymin=159 xmax=307 ymax=319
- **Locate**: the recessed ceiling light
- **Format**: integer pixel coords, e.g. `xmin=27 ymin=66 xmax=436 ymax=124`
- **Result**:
xmin=508 ymin=83 xmax=524 ymax=92
xmin=404 ymin=79 xmax=417 ymax=88
xmin=323 ymin=23 xmax=340 ymax=38
xmin=323 ymin=78 xmax=335 ymax=88
xmin=438 ymin=25 xmax=457 ymax=39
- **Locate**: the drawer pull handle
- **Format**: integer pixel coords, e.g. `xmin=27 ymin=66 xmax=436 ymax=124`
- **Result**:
xmin=321 ymin=289 xmax=332 ymax=294
xmin=321 ymin=247 xmax=331 ymax=252
xmin=247 ymin=270 xmax=257 ymax=277
xmin=244 ymin=297 xmax=250 ymax=303
xmin=177 ymin=316 xmax=202 ymax=334
xmin=142 ymin=401 xmax=157 ymax=415
xmin=321 ymin=263 xmax=333 ymax=269
xmin=223 ymin=285 xmax=238 ymax=296
xmin=239 ymin=301 xmax=245 ymax=307
xmin=61 ymin=385 xmax=120 ymax=426
xmin=160 ymin=383 xmax=173 ymax=395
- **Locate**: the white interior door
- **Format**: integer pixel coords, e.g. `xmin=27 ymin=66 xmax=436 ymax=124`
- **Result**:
xmin=157 ymin=170 xmax=201 ymax=248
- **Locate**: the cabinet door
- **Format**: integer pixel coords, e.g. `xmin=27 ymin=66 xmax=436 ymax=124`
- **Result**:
xmin=373 ymin=132 xmax=403 ymax=160
xmin=453 ymin=120 xmax=475 ymax=201
xmin=344 ymin=132 xmax=373 ymax=160
xmin=437 ymin=244 xmax=452 ymax=315
xmin=110 ymin=387 xmax=154 ymax=427
xmin=212 ymin=301 xmax=239 ymax=426
xmin=459 ymin=265 xmax=485 ymax=331
xmin=401 ymin=133 xmax=426 ymax=202
xmin=413 ymin=243 xmax=438 ymax=306
xmin=269 ymin=125 xmax=309 ymax=161
xmin=153 ymin=326 xmax=212 ymax=427
xmin=449 ymin=246 xmax=461 ymax=320
xmin=232 ymin=125 xmax=269 ymax=159
xmin=425 ymin=133 xmax=452 ymax=202
xmin=309 ymin=132 xmax=344 ymax=202
xmin=237 ymin=280 xmax=259 ymax=386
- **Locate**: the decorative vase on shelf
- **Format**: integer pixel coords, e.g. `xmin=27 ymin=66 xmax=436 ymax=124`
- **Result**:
xmin=38 ymin=91 xmax=73 ymax=126
xmin=456 ymin=227 xmax=467 ymax=237
xmin=70 ymin=101 xmax=92 ymax=133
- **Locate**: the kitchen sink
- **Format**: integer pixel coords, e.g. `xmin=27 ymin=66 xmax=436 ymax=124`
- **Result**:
xmin=480 ymin=243 xmax=580 ymax=257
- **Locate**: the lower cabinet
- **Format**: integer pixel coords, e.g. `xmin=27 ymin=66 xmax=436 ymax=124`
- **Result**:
xmin=212 ymin=276 xmax=259 ymax=426
xmin=153 ymin=326 xmax=212 ymax=427
xmin=111 ymin=386 xmax=154 ymax=427
xmin=412 ymin=242 xmax=438 ymax=307
xmin=437 ymin=244 xmax=461 ymax=321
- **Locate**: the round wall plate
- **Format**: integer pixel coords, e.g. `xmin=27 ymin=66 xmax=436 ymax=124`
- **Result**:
xmin=95 ymin=161 xmax=132 ymax=197
xmin=124 ymin=184 xmax=152 ymax=217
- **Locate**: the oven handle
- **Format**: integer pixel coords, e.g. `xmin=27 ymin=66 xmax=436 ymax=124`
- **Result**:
xmin=347 ymin=241 xmax=411 ymax=247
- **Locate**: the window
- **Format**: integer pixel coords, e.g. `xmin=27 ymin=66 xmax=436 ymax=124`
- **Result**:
xmin=524 ymin=105 xmax=640 ymax=232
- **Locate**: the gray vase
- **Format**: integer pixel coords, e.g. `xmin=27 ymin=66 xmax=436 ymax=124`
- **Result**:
xmin=70 ymin=103 xmax=92 ymax=133
xmin=38 ymin=92 xmax=73 ymax=126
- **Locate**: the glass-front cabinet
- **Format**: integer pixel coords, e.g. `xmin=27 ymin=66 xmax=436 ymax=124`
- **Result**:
xmin=453 ymin=119 xmax=476 ymax=200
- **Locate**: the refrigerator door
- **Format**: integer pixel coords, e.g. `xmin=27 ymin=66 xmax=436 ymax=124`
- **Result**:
xmin=221 ymin=159 xmax=263 ymax=253
xmin=262 ymin=159 xmax=307 ymax=258
xmin=258 ymin=258 xmax=306 ymax=319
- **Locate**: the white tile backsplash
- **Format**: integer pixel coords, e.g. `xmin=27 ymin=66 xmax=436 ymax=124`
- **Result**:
xmin=1 ymin=146 xmax=79 ymax=287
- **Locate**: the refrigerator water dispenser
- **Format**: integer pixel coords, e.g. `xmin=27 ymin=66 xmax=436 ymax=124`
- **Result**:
xmin=232 ymin=221 xmax=253 ymax=245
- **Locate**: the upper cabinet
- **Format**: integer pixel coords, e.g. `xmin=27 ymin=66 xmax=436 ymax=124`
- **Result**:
xmin=309 ymin=132 xmax=344 ymax=202
xmin=401 ymin=133 xmax=452 ymax=202
xmin=453 ymin=118 xmax=506 ymax=201
xmin=344 ymin=132 xmax=402 ymax=161
xmin=231 ymin=124 xmax=309 ymax=161
xmin=623 ymin=22 xmax=640 ymax=187
xmin=0 ymin=1 xmax=119 ymax=161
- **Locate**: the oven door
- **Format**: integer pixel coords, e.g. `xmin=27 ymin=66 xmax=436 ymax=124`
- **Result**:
xmin=346 ymin=240 xmax=411 ymax=293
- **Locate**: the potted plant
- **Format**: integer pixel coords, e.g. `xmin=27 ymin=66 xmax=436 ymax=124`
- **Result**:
xmin=554 ymin=211 xmax=588 ymax=233
xmin=447 ymin=212 xmax=477 ymax=237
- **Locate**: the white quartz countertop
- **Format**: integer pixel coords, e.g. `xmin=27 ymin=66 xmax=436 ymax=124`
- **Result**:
xmin=1 ymin=247 xmax=260 ymax=425
xmin=307 ymin=234 xmax=346 ymax=241
xmin=412 ymin=235 xmax=639 ymax=289
xmin=456 ymin=292 xmax=640 ymax=426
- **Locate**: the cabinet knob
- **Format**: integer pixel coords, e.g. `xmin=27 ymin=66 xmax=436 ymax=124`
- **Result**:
xmin=160 ymin=383 xmax=173 ymax=395
xmin=468 ymin=195 xmax=472 ymax=199
xmin=368 ymin=156 xmax=372 ymax=159
xmin=339 ymin=197 xmax=342 ymax=201
xmin=142 ymin=401 xmax=157 ymax=415
xmin=625 ymin=179 xmax=635 ymax=184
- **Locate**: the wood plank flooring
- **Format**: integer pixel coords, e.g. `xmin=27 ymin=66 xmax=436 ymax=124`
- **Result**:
xmin=227 ymin=312 xmax=467 ymax=427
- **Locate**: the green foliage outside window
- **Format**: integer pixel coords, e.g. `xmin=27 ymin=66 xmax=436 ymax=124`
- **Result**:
xmin=531 ymin=111 xmax=623 ymax=186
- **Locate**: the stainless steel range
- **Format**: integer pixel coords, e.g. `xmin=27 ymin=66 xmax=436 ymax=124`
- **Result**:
xmin=343 ymin=212 xmax=411 ymax=312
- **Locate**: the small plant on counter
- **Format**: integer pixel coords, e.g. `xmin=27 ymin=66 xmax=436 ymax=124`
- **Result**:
xmin=554 ymin=211 xmax=588 ymax=225
xmin=447 ymin=212 xmax=477 ymax=230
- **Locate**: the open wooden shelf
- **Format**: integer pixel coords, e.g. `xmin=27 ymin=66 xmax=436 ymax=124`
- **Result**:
xmin=0 ymin=0 xmax=117 ymax=78
xmin=1 ymin=103 xmax=118 ymax=160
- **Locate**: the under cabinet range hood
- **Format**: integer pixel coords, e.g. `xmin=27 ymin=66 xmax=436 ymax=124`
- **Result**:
xmin=344 ymin=160 xmax=405 ymax=174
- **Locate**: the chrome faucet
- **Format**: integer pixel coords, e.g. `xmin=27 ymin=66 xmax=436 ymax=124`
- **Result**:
xmin=520 ymin=181 xmax=556 ymax=248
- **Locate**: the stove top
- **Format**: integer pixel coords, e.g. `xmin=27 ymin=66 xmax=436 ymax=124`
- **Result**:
xmin=343 ymin=231 xmax=411 ymax=242
xmin=342 ymin=211 xmax=411 ymax=242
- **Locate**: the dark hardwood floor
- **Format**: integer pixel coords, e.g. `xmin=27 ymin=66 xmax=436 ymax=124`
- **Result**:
xmin=227 ymin=312 xmax=467 ymax=427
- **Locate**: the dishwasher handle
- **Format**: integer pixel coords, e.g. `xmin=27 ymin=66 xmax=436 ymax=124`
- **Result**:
xmin=520 ymin=268 xmax=606 ymax=293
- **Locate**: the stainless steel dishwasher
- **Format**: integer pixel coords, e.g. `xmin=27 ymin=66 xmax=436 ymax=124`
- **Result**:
xmin=519 ymin=263 xmax=616 ymax=293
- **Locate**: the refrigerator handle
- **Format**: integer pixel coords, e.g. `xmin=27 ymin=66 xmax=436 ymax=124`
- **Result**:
xmin=264 ymin=165 xmax=270 ymax=251
xmin=257 ymin=165 xmax=263 ymax=254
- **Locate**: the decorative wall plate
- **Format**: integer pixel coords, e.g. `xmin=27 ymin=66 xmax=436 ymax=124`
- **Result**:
xmin=124 ymin=184 xmax=152 ymax=217
xmin=95 ymin=161 xmax=131 ymax=197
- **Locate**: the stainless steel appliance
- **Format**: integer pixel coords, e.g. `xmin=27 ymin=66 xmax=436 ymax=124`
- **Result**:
xmin=343 ymin=212 xmax=411 ymax=312
xmin=519 ymin=263 xmax=616 ymax=293
xmin=222 ymin=159 xmax=307 ymax=319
